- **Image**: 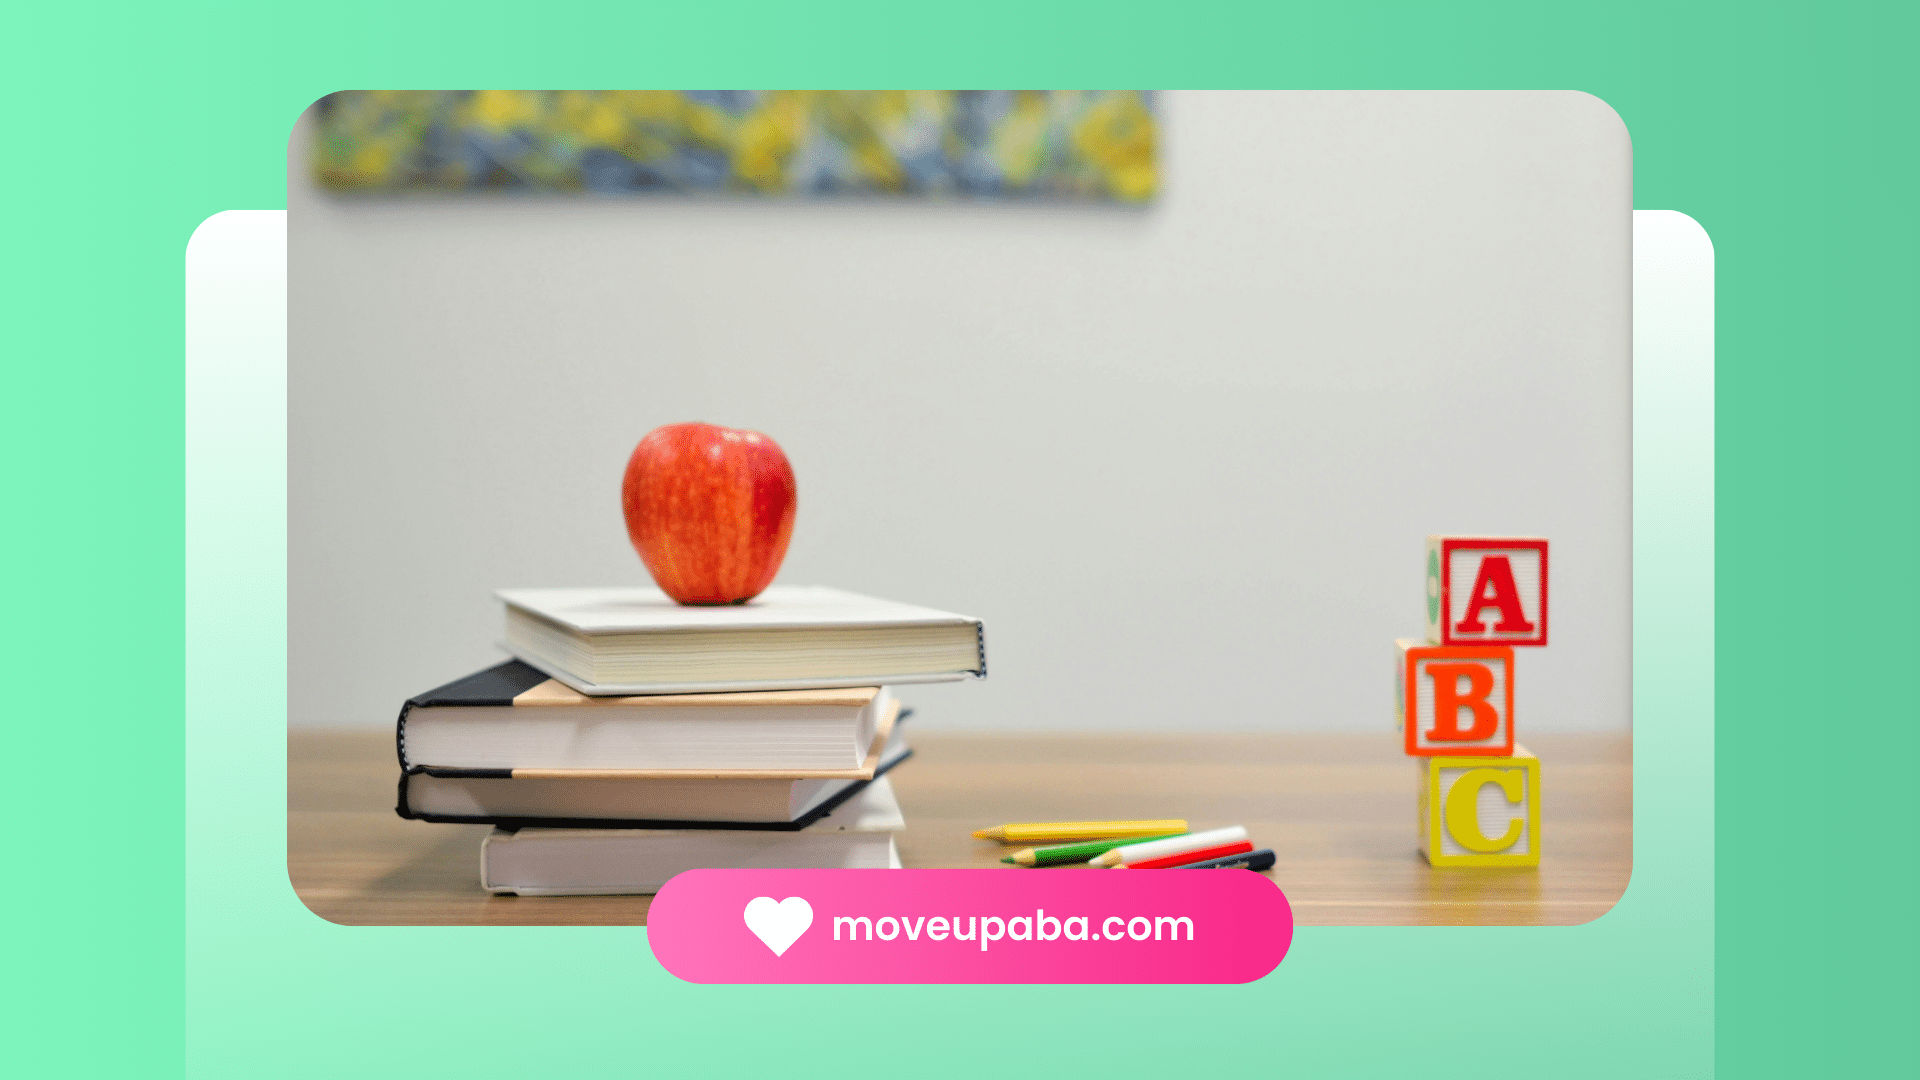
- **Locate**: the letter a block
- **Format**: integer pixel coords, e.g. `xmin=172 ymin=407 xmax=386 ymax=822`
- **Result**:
xmin=1417 ymin=746 xmax=1540 ymax=866
xmin=1397 ymin=639 xmax=1514 ymax=756
xmin=1426 ymin=536 xmax=1548 ymax=646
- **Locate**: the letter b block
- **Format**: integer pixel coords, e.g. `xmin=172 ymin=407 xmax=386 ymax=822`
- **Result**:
xmin=1426 ymin=536 xmax=1548 ymax=646
xmin=1417 ymin=746 xmax=1540 ymax=867
xmin=1397 ymin=640 xmax=1514 ymax=756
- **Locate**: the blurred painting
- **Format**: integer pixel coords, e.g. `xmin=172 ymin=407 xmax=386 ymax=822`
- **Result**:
xmin=313 ymin=90 xmax=1157 ymax=202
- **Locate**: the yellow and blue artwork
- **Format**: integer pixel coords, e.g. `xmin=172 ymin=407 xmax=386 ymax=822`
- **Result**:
xmin=313 ymin=90 xmax=1156 ymax=202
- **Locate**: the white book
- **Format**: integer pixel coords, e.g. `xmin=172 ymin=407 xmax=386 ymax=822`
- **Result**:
xmin=479 ymin=777 xmax=907 ymax=896
xmin=399 ymin=661 xmax=896 ymax=771
xmin=401 ymin=724 xmax=913 ymax=825
xmin=495 ymin=584 xmax=985 ymax=695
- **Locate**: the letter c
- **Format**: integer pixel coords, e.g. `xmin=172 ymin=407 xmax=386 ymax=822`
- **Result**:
xmin=1103 ymin=917 xmax=1126 ymax=940
xmin=1444 ymin=768 xmax=1526 ymax=852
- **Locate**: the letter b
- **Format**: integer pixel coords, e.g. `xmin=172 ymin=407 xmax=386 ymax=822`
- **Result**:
xmin=1428 ymin=663 xmax=1497 ymax=740
xmin=1037 ymin=910 xmax=1061 ymax=941
xmin=1398 ymin=642 xmax=1513 ymax=756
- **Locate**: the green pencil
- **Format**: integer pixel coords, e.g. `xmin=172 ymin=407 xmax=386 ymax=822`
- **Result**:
xmin=1000 ymin=833 xmax=1187 ymax=867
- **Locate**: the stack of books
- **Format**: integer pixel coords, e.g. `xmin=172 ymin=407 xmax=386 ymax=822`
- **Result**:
xmin=394 ymin=585 xmax=986 ymax=895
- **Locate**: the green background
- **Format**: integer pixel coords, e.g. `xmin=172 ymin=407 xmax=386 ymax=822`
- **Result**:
xmin=9 ymin=2 xmax=1911 ymax=1075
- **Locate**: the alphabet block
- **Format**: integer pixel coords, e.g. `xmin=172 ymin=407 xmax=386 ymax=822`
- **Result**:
xmin=1426 ymin=536 xmax=1549 ymax=646
xmin=1396 ymin=639 xmax=1514 ymax=756
xmin=1416 ymin=745 xmax=1540 ymax=867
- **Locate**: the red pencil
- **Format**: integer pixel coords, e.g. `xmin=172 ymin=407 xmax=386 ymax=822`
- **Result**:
xmin=1112 ymin=841 xmax=1255 ymax=869
xmin=1091 ymin=826 xmax=1247 ymax=867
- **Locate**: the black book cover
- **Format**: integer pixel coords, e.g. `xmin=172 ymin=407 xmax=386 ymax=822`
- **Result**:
xmin=392 ymin=659 xmax=915 ymax=830
xmin=395 ymin=747 xmax=914 ymax=831
xmin=394 ymin=660 xmax=552 ymax=770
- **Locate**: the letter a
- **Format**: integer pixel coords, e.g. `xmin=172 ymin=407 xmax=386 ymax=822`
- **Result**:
xmin=1454 ymin=556 xmax=1534 ymax=634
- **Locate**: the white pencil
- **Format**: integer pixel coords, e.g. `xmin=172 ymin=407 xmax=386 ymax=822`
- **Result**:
xmin=1090 ymin=826 xmax=1249 ymax=867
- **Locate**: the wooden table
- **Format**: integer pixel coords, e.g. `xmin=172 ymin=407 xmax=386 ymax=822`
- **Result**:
xmin=290 ymin=730 xmax=1629 ymax=926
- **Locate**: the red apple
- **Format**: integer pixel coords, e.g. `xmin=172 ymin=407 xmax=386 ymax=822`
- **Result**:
xmin=621 ymin=422 xmax=797 ymax=605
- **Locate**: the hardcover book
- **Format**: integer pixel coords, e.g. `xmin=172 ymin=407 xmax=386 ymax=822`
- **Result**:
xmin=399 ymin=722 xmax=913 ymax=828
xmin=397 ymin=660 xmax=897 ymax=771
xmin=479 ymin=776 xmax=906 ymax=895
xmin=494 ymin=584 xmax=986 ymax=695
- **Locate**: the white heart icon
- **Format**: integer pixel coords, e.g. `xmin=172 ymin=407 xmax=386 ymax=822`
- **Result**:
xmin=742 ymin=896 xmax=813 ymax=957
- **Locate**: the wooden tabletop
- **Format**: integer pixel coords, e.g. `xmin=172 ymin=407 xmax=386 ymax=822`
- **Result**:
xmin=290 ymin=729 xmax=1629 ymax=927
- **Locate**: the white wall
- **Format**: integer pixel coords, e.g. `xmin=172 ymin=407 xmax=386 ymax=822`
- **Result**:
xmin=290 ymin=90 xmax=1631 ymax=731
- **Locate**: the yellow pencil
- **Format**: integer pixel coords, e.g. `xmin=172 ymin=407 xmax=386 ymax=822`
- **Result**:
xmin=972 ymin=820 xmax=1188 ymax=844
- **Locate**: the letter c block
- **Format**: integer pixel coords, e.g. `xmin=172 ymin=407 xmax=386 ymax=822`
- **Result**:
xmin=1416 ymin=745 xmax=1541 ymax=867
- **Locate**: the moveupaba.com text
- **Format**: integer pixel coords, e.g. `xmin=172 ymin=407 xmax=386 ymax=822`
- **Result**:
xmin=830 ymin=910 xmax=1194 ymax=951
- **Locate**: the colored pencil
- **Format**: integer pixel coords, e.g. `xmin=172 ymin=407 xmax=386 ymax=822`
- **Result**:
xmin=1090 ymin=826 xmax=1248 ymax=867
xmin=1112 ymin=841 xmax=1255 ymax=869
xmin=1000 ymin=833 xmax=1186 ymax=867
xmin=1169 ymin=848 xmax=1277 ymax=871
xmin=973 ymin=820 xmax=1188 ymax=843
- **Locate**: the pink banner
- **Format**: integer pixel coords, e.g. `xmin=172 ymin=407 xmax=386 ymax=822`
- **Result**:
xmin=648 ymin=868 xmax=1293 ymax=983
